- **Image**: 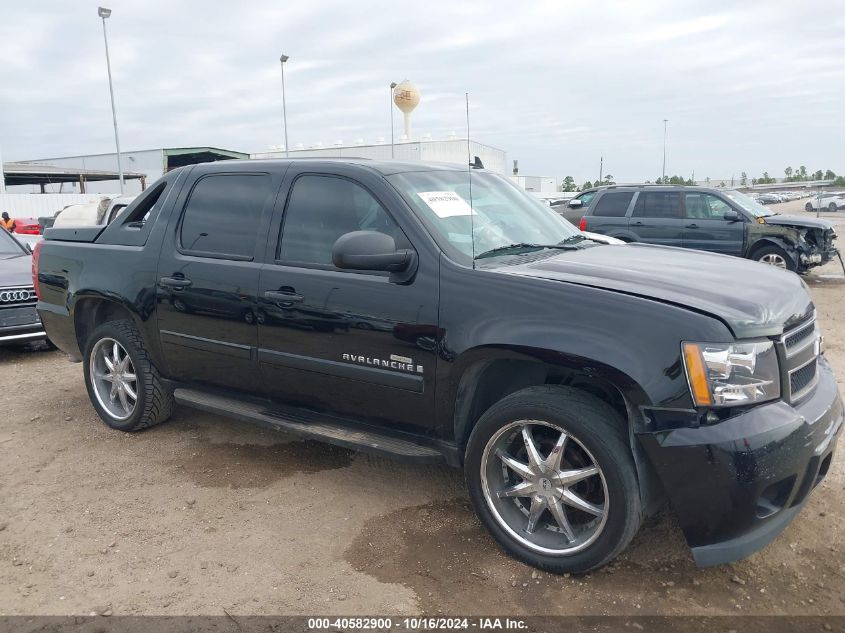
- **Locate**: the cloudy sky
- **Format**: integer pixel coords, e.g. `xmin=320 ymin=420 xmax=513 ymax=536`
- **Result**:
xmin=2 ymin=0 xmax=844 ymax=184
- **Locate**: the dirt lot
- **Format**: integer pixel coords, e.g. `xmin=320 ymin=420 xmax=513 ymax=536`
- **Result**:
xmin=1 ymin=227 xmax=843 ymax=617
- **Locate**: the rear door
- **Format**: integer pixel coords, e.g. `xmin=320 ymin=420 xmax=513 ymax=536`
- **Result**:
xmin=629 ymin=191 xmax=683 ymax=246
xmin=584 ymin=191 xmax=634 ymax=236
xmin=256 ymin=164 xmax=440 ymax=432
xmin=156 ymin=165 xmax=281 ymax=392
xmin=682 ymin=192 xmax=745 ymax=255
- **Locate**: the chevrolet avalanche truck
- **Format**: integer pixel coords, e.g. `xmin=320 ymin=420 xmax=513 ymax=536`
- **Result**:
xmin=35 ymin=159 xmax=842 ymax=573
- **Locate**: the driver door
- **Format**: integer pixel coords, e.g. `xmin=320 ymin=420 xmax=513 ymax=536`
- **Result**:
xmin=255 ymin=165 xmax=440 ymax=432
xmin=682 ymin=192 xmax=745 ymax=255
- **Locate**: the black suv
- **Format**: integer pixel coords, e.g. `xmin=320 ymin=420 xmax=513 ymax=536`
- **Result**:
xmin=579 ymin=185 xmax=837 ymax=273
xmin=36 ymin=160 xmax=842 ymax=574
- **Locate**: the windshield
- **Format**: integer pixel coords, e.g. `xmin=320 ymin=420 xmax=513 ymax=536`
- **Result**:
xmin=386 ymin=170 xmax=580 ymax=264
xmin=0 ymin=230 xmax=26 ymax=255
xmin=724 ymin=190 xmax=774 ymax=217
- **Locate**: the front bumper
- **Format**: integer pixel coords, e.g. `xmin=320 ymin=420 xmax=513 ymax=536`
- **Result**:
xmin=638 ymin=356 xmax=842 ymax=566
xmin=0 ymin=304 xmax=47 ymax=345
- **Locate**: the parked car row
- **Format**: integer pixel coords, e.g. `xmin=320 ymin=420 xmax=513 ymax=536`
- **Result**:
xmin=805 ymin=192 xmax=845 ymax=213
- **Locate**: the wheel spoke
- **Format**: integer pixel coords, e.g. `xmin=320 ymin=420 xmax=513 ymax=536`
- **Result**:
xmin=112 ymin=342 xmax=121 ymax=367
xmin=553 ymin=465 xmax=600 ymax=487
xmin=525 ymin=496 xmax=547 ymax=534
xmin=122 ymin=372 xmax=136 ymax=382
xmin=544 ymin=430 xmax=569 ymax=472
xmin=496 ymin=480 xmax=535 ymax=499
xmin=521 ymin=426 xmax=546 ymax=471
xmin=549 ymin=499 xmax=576 ymax=542
xmin=96 ymin=371 xmax=114 ymax=383
xmin=561 ymin=488 xmax=604 ymax=516
xmin=495 ymin=449 xmax=533 ymax=480
xmin=123 ymin=381 xmax=137 ymax=401
xmin=103 ymin=352 xmax=114 ymax=373
xmin=118 ymin=385 xmax=130 ymax=413
xmin=109 ymin=379 xmax=119 ymax=402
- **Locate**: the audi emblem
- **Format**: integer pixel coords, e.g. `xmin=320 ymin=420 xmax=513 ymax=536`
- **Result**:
xmin=0 ymin=289 xmax=35 ymax=303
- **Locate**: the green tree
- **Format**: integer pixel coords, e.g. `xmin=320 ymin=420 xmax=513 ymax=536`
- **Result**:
xmin=798 ymin=165 xmax=807 ymax=179
xmin=784 ymin=166 xmax=793 ymax=180
xmin=581 ymin=181 xmax=593 ymax=190
xmin=740 ymin=171 xmax=747 ymax=186
xmin=603 ymin=174 xmax=615 ymax=185
xmin=824 ymin=170 xmax=836 ymax=180
xmin=560 ymin=176 xmax=577 ymax=192
xmin=832 ymin=176 xmax=845 ymax=186
xmin=813 ymin=170 xmax=824 ymax=180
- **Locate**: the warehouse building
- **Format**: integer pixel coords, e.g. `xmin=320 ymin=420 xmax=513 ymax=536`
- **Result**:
xmin=251 ymin=136 xmax=508 ymax=175
xmin=11 ymin=146 xmax=248 ymax=194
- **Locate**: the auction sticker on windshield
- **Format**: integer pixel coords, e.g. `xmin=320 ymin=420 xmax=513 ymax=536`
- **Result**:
xmin=417 ymin=191 xmax=475 ymax=218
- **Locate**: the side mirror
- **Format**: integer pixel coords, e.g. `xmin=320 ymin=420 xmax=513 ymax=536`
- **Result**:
xmin=332 ymin=231 xmax=413 ymax=273
xmin=723 ymin=211 xmax=741 ymax=222
xmin=568 ymin=199 xmax=583 ymax=209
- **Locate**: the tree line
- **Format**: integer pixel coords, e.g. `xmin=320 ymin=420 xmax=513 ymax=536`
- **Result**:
xmin=559 ymin=167 xmax=845 ymax=191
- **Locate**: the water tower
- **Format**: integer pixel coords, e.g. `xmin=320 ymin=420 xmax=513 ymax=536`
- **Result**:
xmin=392 ymin=80 xmax=420 ymax=141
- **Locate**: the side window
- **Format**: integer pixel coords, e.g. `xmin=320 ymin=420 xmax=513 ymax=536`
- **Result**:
xmin=179 ymin=174 xmax=272 ymax=259
xmin=579 ymin=191 xmax=597 ymax=207
xmin=592 ymin=192 xmax=634 ymax=217
xmin=704 ymin=194 xmax=733 ymax=219
xmin=278 ymin=175 xmax=409 ymax=267
xmin=633 ymin=192 xmax=681 ymax=219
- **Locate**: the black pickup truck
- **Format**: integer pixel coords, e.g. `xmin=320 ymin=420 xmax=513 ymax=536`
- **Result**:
xmin=35 ymin=159 xmax=842 ymax=574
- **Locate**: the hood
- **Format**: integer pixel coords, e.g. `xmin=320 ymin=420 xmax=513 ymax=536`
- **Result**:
xmin=498 ymin=243 xmax=812 ymax=338
xmin=762 ymin=214 xmax=835 ymax=231
xmin=0 ymin=252 xmax=33 ymax=288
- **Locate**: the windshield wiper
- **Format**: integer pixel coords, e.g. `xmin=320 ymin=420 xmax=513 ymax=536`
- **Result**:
xmin=474 ymin=243 xmax=577 ymax=260
xmin=559 ymin=234 xmax=607 ymax=245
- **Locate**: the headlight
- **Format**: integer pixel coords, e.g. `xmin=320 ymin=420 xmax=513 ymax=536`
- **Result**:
xmin=682 ymin=341 xmax=780 ymax=407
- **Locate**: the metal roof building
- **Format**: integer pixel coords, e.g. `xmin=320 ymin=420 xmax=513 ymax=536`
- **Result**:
xmin=251 ymin=137 xmax=507 ymax=175
xmin=12 ymin=146 xmax=248 ymax=194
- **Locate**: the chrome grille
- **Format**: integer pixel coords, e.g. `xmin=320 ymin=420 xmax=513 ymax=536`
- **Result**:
xmin=0 ymin=286 xmax=37 ymax=307
xmin=780 ymin=314 xmax=820 ymax=402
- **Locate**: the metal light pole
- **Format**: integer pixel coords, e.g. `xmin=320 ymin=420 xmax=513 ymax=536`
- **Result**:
xmin=98 ymin=7 xmax=124 ymax=194
xmin=389 ymin=82 xmax=397 ymax=159
xmin=279 ymin=55 xmax=290 ymax=158
xmin=661 ymin=119 xmax=668 ymax=183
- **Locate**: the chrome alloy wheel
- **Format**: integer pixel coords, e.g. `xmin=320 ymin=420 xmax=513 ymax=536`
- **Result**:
xmin=759 ymin=253 xmax=787 ymax=268
xmin=89 ymin=338 xmax=138 ymax=420
xmin=481 ymin=421 xmax=609 ymax=555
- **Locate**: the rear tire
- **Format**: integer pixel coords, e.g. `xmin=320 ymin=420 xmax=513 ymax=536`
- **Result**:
xmin=752 ymin=245 xmax=795 ymax=271
xmin=83 ymin=320 xmax=174 ymax=431
xmin=465 ymin=386 xmax=642 ymax=574
xmin=829 ymin=203 xmax=838 ymax=212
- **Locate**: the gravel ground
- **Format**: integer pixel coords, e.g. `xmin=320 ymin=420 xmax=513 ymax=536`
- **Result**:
xmin=0 ymin=246 xmax=843 ymax=617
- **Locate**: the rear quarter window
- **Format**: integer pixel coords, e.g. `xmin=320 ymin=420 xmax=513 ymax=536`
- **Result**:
xmin=592 ymin=192 xmax=634 ymax=217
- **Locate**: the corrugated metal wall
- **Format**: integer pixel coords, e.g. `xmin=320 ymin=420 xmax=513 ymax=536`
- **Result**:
xmin=0 ymin=194 xmax=109 ymax=218
xmin=251 ymin=139 xmax=507 ymax=174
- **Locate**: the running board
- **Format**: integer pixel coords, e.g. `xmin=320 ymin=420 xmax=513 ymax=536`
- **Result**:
xmin=173 ymin=387 xmax=445 ymax=464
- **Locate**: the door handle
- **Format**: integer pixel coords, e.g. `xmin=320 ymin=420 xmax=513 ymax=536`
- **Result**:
xmin=632 ymin=221 xmax=643 ymax=226
xmin=264 ymin=290 xmax=304 ymax=304
xmin=687 ymin=223 xmax=699 ymax=229
xmin=160 ymin=276 xmax=192 ymax=288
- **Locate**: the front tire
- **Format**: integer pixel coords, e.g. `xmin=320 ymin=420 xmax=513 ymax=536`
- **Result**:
xmin=829 ymin=203 xmax=838 ymax=212
xmin=805 ymin=202 xmax=814 ymax=212
xmin=752 ymin=245 xmax=795 ymax=271
xmin=83 ymin=320 xmax=174 ymax=431
xmin=465 ymin=386 xmax=642 ymax=574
